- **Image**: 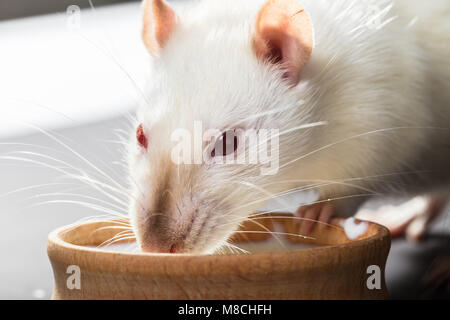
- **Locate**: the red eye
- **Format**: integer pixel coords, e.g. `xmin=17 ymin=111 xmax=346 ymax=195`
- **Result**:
xmin=210 ymin=130 xmax=238 ymax=158
xmin=136 ymin=124 xmax=148 ymax=149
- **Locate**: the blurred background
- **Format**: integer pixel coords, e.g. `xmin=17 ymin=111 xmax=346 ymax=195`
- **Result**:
xmin=0 ymin=0 xmax=448 ymax=299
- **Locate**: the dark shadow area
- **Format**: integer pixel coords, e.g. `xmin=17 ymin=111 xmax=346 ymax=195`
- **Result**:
xmin=387 ymin=232 xmax=450 ymax=299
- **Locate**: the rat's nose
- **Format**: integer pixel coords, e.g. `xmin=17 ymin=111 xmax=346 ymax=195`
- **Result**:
xmin=169 ymin=243 xmax=178 ymax=253
xmin=140 ymin=240 xmax=182 ymax=253
xmin=137 ymin=196 xmax=197 ymax=253
xmin=138 ymin=218 xmax=187 ymax=253
xmin=141 ymin=238 xmax=183 ymax=253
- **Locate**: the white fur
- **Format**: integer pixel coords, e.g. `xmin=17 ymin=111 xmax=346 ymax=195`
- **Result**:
xmin=128 ymin=0 xmax=450 ymax=253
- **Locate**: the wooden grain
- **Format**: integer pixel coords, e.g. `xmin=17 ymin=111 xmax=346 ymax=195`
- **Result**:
xmin=47 ymin=214 xmax=390 ymax=300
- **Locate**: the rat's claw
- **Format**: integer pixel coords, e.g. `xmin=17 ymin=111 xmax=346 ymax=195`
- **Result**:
xmin=296 ymin=203 xmax=335 ymax=235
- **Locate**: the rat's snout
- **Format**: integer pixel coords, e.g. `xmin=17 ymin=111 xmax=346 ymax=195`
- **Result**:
xmin=139 ymin=218 xmax=188 ymax=254
xmin=139 ymin=225 xmax=183 ymax=253
xmin=137 ymin=195 xmax=201 ymax=254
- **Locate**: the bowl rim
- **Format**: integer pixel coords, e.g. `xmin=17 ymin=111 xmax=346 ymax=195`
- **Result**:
xmin=47 ymin=218 xmax=391 ymax=277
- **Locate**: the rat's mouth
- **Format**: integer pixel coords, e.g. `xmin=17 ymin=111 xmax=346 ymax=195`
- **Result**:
xmin=136 ymin=211 xmax=238 ymax=255
xmin=169 ymin=243 xmax=178 ymax=253
xmin=135 ymin=209 xmax=206 ymax=254
xmin=132 ymin=193 xmax=238 ymax=254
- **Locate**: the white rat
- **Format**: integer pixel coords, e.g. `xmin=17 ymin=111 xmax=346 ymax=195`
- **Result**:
xmin=128 ymin=0 xmax=450 ymax=253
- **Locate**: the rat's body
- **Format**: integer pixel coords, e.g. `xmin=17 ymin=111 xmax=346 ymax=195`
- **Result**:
xmin=128 ymin=0 xmax=450 ymax=253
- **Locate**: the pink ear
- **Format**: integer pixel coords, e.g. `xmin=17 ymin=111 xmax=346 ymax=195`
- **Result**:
xmin=142 ymin=0 xmax=177 ymax=56
xmin=253 ymin=0 xmax=314 ymax=84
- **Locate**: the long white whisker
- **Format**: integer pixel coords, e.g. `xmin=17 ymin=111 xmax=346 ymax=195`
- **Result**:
xmin=232 ymin=214 xmax=343 ymax=230
xmin=223 ymin=242 xmax=250 ymax=254
xmin=0 ymin=182 xmax=76 ymax=198
xmin=255 ymin=121 xmax=329 ymax=149
xmin=280 ymin=126 xmax=450 ymax=170
xmin=28 ymin=200 xmax=127 ymax=218
xmin=18 ymin=123 xmax=134 ymax=201
xmin=99 ymin=235 xmax=136 ymax=248
xmin=0 ymin=155 xmax=131 ymax=207
xmin=231 ymin=230 xmax=315 ymax=240
xmin=29 ymin=192 xmax=128 ymax=213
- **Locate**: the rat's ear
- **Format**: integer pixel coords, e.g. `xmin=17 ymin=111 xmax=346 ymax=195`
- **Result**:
xmin=253 ymin=0 xmax=314 ymax=84
xmin=142 ymin=0 xmax=178 ymax=56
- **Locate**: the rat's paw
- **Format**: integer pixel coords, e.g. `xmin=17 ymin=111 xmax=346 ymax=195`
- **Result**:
xmin=356 ymin=195 xmax=447 ymax=241
xmin=295 ymin=202 xmax=335 ymax=236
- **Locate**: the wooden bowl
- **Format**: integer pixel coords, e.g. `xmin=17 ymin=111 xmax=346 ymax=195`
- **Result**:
xmin=47 ymin=214 xmax=390 ymax=300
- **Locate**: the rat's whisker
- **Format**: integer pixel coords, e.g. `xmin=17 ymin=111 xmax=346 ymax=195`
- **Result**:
xmin=0 ymin=142 xmax=64 ymax=153
xmin=238 ymin=181 xmax=292 ymax=210
xmin=238 ymin=214 xmax=342 ymax=230
xmin=255 ymin=121 xmax=329 ymax=149
xmin=230 ymin=230 xmax=315 ymax=240
xmin=227 ymin=170 xmax=437 ymax=215
xmin=0 ymin=182 xmax=77 ymax=198
xmin=19 ymin=123 xmax=134 ymax=201
xmin=81 ymin=216 xmax=131 ymax=227
xmin=231 ymin=101 xmax=306 ymax=127
xmin=0 ymin=155 xmax=132 ymax=208
xmin=279 ymin=126 xmax=450 ymax=171
xmin=99 ymin=234 xmax=137 ymax=248
xmin=75 ymin=175 xmax=132 ymax=205
xmin=259 ymin=170 xmax=435 ymax=188
xmin=7 ymin=149 xmax=132 ymax=200
xmin=223 ymin=210 xmax=332 ymax=229
xmin=29 ymin=192 xmax=128 ymax=214
xmin=96 ymin=230 xmax=135 ymax=247
xmin=28 ymin=200 xmax=128 ymax=218
xmin=222 ymin=242 xmax=250 ymax=255
xmin=94 ymin=225 xmax=133 ymax=231
xmin=1 ymin=98 xmax=76 ymax=123
xmin=97 ymin=139 xmax=128 ymax=146
xmin=73 ymin=2 xmax=152 ymax=110
xmin=102 ymin=229 xmax=135 ymax=240
xmin=89 ymin=226 xmax=133 ymax=238
xmin=222 ymin=182 xmax=325 ymax=215
xmin=217 ymin=213 xmax=286 ymax=248
xmin=225 ymin=176 xmax=383 ymax=216
xmin=302 ymin=193 xmax=375 ymax=206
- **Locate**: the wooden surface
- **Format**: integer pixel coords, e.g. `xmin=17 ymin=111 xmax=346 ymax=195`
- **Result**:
xmin=47 ymin=214 xmax=391 ymax=300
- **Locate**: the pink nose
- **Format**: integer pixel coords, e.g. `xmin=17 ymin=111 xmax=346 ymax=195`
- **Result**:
xmin=138 ymin=195 xmax=197 ymax=254
xmin=140 ymin=240 xmax=182 ymax=254
xmin=169 ymin=243 xmax=178 ymax=253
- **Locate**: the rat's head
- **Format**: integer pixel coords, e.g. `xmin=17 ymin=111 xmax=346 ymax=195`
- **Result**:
xmin=128 ymin=0 xmax=315 ymax=254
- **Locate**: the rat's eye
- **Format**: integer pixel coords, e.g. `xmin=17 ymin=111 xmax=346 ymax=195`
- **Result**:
xmin=136 ymin=124 xmax=148 ymax=149
xmin=211 ymin=130 xmax=238 ymax=158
